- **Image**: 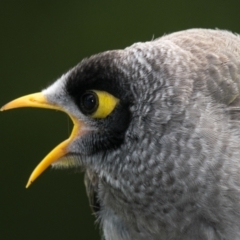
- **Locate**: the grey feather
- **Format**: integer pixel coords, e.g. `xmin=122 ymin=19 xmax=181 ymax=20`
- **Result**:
xmin=43 ymin=29 xmax=240 ymax=239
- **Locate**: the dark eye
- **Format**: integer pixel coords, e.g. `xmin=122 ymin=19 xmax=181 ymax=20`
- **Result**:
xmin=80 ymin=91 xmax=99 ymax=115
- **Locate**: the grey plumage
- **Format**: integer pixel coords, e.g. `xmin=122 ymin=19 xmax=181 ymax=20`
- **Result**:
xmin=3 ymin=29 xmax=240 ymax=240
xmin=90 ymin=29 xmax=240 ymax=240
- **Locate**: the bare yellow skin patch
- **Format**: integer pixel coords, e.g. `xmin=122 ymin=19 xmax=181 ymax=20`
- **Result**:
xmin=92 ymin=90 xmax=119 ymax=118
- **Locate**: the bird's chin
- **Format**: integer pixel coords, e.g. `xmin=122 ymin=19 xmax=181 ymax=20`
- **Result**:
xmin=51 ymin=155 xmax=81 ymax=169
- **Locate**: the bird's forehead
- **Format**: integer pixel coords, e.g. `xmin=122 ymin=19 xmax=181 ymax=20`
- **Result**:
xmin=42 ymin=51 xmax=121 ymax=96
xmin=65 ymin=51 xmax=132 ymax=99
xmin=42 ymin=45 xmax=164 ymax=108
xmin=42 ymin=71 xmax=70 ymax=97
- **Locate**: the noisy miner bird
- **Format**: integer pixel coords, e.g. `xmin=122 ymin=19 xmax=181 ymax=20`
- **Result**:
xmin=2 ymin=29 xmax=240 ymax=240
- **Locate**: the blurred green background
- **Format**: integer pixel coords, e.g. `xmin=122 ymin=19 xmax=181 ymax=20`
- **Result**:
xmin=1 ymin=1 xmax=240 ymax=239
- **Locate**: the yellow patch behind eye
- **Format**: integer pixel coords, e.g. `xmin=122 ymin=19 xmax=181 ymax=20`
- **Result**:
xmin=91 ymin=90 xmax=119 ymax=118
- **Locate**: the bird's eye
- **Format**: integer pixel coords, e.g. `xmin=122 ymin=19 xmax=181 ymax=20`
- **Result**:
xmin=80 ymin=90 xmax=119 ymax=118
xmin=80 ymin=91 xmax=99 ymax=114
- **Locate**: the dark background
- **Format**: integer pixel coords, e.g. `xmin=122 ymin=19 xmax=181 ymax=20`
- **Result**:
xmin=1 ymin=1 xmax=240 ymax=239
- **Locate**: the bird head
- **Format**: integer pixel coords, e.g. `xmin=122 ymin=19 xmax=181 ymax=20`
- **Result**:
xmin=1 ymin=41 xmax=187 ymax=190
xmin=1 ymin=50 xmax=134 ymax=188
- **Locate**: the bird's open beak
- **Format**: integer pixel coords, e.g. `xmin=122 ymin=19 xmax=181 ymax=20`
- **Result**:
xmin=1 ymin=93 xmax=81 ymax=188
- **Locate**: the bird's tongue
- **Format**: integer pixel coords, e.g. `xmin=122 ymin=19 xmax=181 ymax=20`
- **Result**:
xmin=1 ymin=92 xmax=82 ymax=188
